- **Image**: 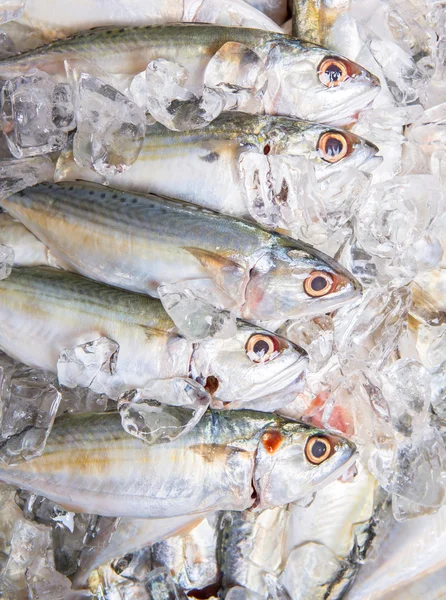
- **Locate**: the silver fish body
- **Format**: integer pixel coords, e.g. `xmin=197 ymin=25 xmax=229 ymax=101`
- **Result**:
xmin=218 ymin=506 xmax=288 ymax=596
xmin=346 ymin=505 xmax=446 ymax=600
xmin=0 ymin=212 xmax=52 ymax=267
xmin=0 ymin=266 xmax=308 ymax=404
xmin=55 ymin=113 xmax=380 ymax=216
xmin=4 ymin=0 xmax=282 ymax=50
xmin=0 ymin=410 xmax=356 ymax=518
xmin=3 ymin=185 xmax=361 ymax=322
xmin=150 ymin=516 xmax=219 ymax=593
xmin=0 ymin=24 xmax=380 ymax=126
xmin=280 ymin=464 xmax=384 ymax=600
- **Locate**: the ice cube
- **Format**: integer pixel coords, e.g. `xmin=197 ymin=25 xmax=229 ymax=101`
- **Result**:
xmin=318 ymin=168 xmax=372 ymax=232
xmin=145 ymin=567 xmax=187 ymax=600
xmin=355 ymin=175 xmax=441 ymax=260
xmin=0 ymin=156 xmax=54 ymax=200
xmin=239 ymin=152 xmax=328 ymax=244
xmin=0 ymin=0 xmax=25 ymax=24
xmin=0 ymin=31 xmax=17 ymax=59
xmin=282 ymin=316 xmax=334 ymax=373
xmin=119 ymin=385 xmax=210 ymax=445
xmin=0 ymin=520 xmax=51 ymax=598
xmin=204 ymin=42 xmax=267 ymax=113
xmin=25 ymin=551 xmax=72 ymax=600
xmin=369 ymin=40 xmax=428 ymax=104
xmin=74 ymin=73 xmax=146 ymax=176
xmin=0 ymin=360 xmax=61 ymax=465
xmin=0 ymin=70 xmax=73 ymax=158
xmin=334 ymin=286 xmax=412 ymax=371
xmin=389 ymin=425 xmax=445 ymax=509
xmin=382 ymin=359 xmax=432 ymax=434
xmin=57 ymin=336 xmax=125 ymax=399
xmin=158 ymin=280 xmax=237 ymax=341
xmin=0 ymin=244 xmax=13 ymax=280
xmin=144 ymin=58 xmax=225 ymax=131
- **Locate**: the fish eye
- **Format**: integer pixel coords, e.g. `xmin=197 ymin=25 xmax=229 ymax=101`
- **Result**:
xmin=246 ymin=333 xmax=279 ymax=363
xmin=318 ymin=132 xmax=350 ymax=163
xmin=305 ymin=435 xmax=332 ymax=464
xmin=303 ymin=271 xmax=334 ymax=297
xmin=318 ymin=57 xmax=349 ymax=87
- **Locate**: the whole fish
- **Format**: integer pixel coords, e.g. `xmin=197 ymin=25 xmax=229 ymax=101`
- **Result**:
xmin=347 ymin=506 xmax=446 ymax=600
xmin=0 ymin=24 xmax=380 ymax=126
xmin=150 ymin=516 xmax=219 ymax=593
xmin=0 ymin=266 xmax=308 ymax=403
xmin=0 ymin=409 xmax=356 ymax=517
xmin=55 ymin=113 xmax=380 ymax=216
xmin=3 ymin=185 xmax=361 ymax=322
xmin=280 ymin=464 xmax=385 ymax=600
xmin=3 ymin=0 xmax=282 ymax=49
xmin=218 ymin=506 xmax=288 ymax=596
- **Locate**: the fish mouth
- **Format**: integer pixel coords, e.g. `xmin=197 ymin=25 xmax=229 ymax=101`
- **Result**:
xmin=241 ymin=354 xmax=309 ymax=402
xmin=324 ymin=85 xmax=380 ymax=127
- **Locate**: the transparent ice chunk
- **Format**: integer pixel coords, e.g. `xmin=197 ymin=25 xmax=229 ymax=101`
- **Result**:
xmin=118 ymin=384 xmax=210 ymax=445
xmin=74 ymin=73 xmax=146 ymax=176
xmin=145 ymin=567 xmax=186 ymax=600
xmin=334 ymin=286 xmax=412 ymax=371
xmin=388 ymin=426 xmax=445 ymax=510
xmin=0 ymin=361 xmax=61 ymax=465
xmin=204 ymin=42 xmax=267 ymax=113
xmin=144 ymin=58 xmax=225 ymax=131
xmin=0 ymin=155 xmax=54 ymax=200
xmin=158 ymin=280 xmax=237 ymax=341
xmin=57 ymin=336 xmax=125 ymax=399
xmin=382 ymin=359 xmax=431 ymax=434
xmin=25 ymin=551 xmax=72 ymax=600
xmin=0 ymin=31 xmax=17 ymax=59
xmin=369 ymin=40 xmax=428 ymax=104
xmin=0 ymin=0 xmax=25 ymax=24
xmin=0 ymin=70 xmax=74 ymax=158
xmin=355 ymin=175 xmax=441 ymax=260
xmin=282 ymin=316 xmax=334 ymax=373
xmin=239 ymin=152 xmax=328 ymax=244
xmin=0 ymin=244 xmax=13 ymax=279
xmin=0 ymin=520 xmax=51 ymax=598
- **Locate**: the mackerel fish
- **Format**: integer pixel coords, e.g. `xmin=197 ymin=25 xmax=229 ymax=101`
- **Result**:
xmin=3 ymin=184 xmax=362 ymax=322
xmin=2 ymin=0 xmax=282 ymax=51
xmin=0 ymin=409 xmax=356 ymax=517
xmin=55 ymin=112 xmax=381 ymax=218
xmin=0 ymin=266 xmax=308 ymax=404
xmin=0 ymin=23 xmax=380 ymax=126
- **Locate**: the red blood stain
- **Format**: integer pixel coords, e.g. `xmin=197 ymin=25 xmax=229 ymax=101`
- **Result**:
xmin=262 ymin=430 xmax=283 ymax=454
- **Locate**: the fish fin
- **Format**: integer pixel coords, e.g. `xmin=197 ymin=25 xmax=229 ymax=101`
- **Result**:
xmin=183 ymin=246 xmax=247 ymax=299
xmin=139 ymin=325 xmax=171 ymax=340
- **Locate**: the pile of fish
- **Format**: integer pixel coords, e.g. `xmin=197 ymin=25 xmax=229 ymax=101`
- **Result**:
xmin=0 ymin=0 xmax=443 ymax=598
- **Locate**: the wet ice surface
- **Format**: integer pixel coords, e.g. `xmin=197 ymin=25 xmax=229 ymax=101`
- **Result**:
xmin=118 ymin=384 xmax=210 ymax=444
xmin=0 ymin=70 xmax=74 ymax=158
xmin=73 ymin=73 xmax=146 ymax=176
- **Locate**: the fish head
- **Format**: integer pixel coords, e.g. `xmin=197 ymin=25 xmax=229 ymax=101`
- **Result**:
xmin=254 ymin=421 xmax=357 ymax=507
xmin=243 ymin=242 xmax=362 ymax=321
xmin=272 ymin=121 xmax=381 ymax=178
xmin=265 ymin=39 xmax=380 ymax=126
xmin=189 ymin=321 xmax=308 ymax=406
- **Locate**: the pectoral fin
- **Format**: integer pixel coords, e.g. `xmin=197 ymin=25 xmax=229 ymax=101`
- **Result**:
xmin=183 ymin=246 xmax=247 ymax=300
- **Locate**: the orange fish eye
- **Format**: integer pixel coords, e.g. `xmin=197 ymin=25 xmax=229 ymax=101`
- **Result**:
xmin=246 ymin=333 xmax=279 ymax=363
xmin=303 ymin=271 xmax=334 ymax=297
xmin=305 ymin=435 xmax=332 ymax=464
xmin=318 ymin=57 xmax=350 ymax=87
xmin=318 ymin=131 xmax=350 ymax=163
